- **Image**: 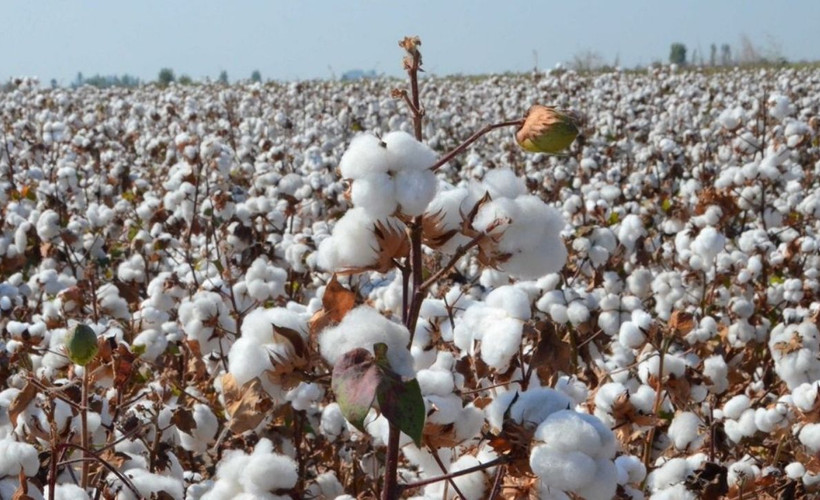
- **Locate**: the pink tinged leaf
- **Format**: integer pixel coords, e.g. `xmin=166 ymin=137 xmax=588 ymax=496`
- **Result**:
xmin=331 ymin=348 xmax=381 ymax=432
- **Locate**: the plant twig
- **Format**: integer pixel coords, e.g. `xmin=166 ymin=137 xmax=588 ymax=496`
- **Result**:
xmin=429 ymin=120 xmax=524 ymax=172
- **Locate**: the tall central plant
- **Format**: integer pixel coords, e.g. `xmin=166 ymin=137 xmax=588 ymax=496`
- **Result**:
xmin=322 ymin=36 xmax=581 ymax=499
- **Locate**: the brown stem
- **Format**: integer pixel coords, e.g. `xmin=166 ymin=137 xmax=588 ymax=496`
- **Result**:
xmin=430 ymin=447 xmax=467 ymax=499
xmin=429 ymin=119 xmax=524 ymax=172
xmin=642 ymin=336 xmax=672 ymax=472
xmin=81 ymin=366 xmax=90 ymax=490
xmin=57 ymin=442 xmax=141 ymax=498
xmin=400 ymin=455 xmax=509 ymax=492
xmin=382 ymin=424 xmax=402 ymax=500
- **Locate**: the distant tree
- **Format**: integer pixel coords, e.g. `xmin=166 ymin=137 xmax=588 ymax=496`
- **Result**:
xmin=720 ymin=44 xmax=732 ymax=66
xmin=178 ymin=75 xmax=193 ymax=85
xmin=569 ymin=50 xmax=606 ymax=72
xmin=710 ymin=44 xmax=717 ymax=66
xmin=158 ymin=68 xmax=175 ymax=86
xmin=73 ymin=72 xmax=84 ymax=88
xmin=50 ymin=79 xmax=58 ymax=89
xmin=218 ymin=70 xmax=229 ymax=84
xmin=669 ymin=43 xmax=687 ymax=65
xmin=251 ymin=70 xmax=262 ymax=83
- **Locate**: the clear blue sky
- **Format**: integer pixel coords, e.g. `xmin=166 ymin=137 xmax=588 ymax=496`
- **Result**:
xmin=2 ymin=1 xmax=819 ymax=84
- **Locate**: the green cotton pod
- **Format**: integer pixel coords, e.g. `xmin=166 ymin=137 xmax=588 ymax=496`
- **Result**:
xmin=65 ymin=324 xmax=99 ymax=366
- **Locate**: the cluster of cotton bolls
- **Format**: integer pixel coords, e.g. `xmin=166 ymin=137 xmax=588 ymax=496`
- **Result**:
xmin=1 ymin=62 xmax=820 ymax=499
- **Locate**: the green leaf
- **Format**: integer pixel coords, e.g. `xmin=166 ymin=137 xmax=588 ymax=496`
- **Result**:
xmin=331 ymin=348 xmax=381 ymax=432
xmin=377 ymin=375 xmax=425 ymax=447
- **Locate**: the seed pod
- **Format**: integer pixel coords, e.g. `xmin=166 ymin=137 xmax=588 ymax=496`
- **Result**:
xmin=65 ymin=324 xmax=99 ymax=366
xmin=515 ymin=105 xmax=580 ymax=154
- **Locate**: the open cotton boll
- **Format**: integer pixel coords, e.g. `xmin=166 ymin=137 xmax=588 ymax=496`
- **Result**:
xmin=534 ymin=410 xmax=616 ymax=459
xmin=178 ymin=404 xmax=219 ymax=453
xmin=319 ymin=306 xmax=414 ymax=377
xmin=702 ymin=355 xmax=728 ymax=394
xmin=477 ymin=315 xmax=523 ymax=371
xmin=394 ymin=167 xmax=438 ymax=216
xmin=316 ymin=208 xmax=381 ymax=271
xmin=447 ymin=455 xmax=489 ymax=500
xmin=350 ymin=172 xmax=398 ymax=217
xmin=0 ymin=438 xmax=40 ymax=477
xmin=617 ymin=214 xmax=645 ymax=252
xmin=118 ymin=468 xmax=184 ymax=500
xmin=615 ymin=455 xmax=647 ymax=485
xmin=480 ymin=168 xmax=527 ymax=199
xmin=486 ymin=388 xmax=572 ymax=431
xmin=486 ymin=286 xmax=532 ymax=320
xmin=531 ymin=447 xmax=597 ymax=492
xmin=668 ymin=412 xmax=701 ymax=450
xmin=382 ymin=130 xmax=437 ymax=171
xmin=44 ymin=484 xmax=90 ymax=500
xmin=768 ymin=321 xmax=820 ymax=390
xmin=339 ymin=133 xmax=392 ymax=178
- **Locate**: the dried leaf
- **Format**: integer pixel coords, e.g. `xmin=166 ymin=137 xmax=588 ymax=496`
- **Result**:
xmin=9 ymin=381 xmax=37 ymax=428
xmin=774 ymin=331 xmax=803 ymax=356
xmin=531 ymin=321 xmax=572 ymax=377
xmin=669 ymin=310 xmax=695 ymax=336
xmin=171 ymin=407 xmax=197 ymax=435
xmin=222 ymin=373 xmax=273 ymax=434
xmin=372 ymin=219 xmax=410 ymax=273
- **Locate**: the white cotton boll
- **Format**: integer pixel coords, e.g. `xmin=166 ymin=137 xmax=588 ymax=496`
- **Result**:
xmin=240 ymin=445 xmax=298 ymax=494
xmin=690 ymin=226 xmax=725 ymax=265
xmin=480 ymin=316 xmax=523 ymax=371
xmin=530 ymin=447 xmax=597 ymax=492
xmin=555 ymin=376 xmax=588 ymax=406
xmin=316 ymin=208 xmax=381 ymax=271
xmin=567 ymin=301 xmax=590 ymax=326
xmin=448 ymin=455 xmax=488 ymax=500
xmin=800 ymin=423 xmax=820 ymax=452
xmin=0 ymin=438 xmax=40 ymax=477
xmin=319 ymin=306 xmax=414 ymax=377
xmin=703 ymin=355 xmax=728 ymax=394
xmin=650 ymin=483 xmax=697 ymax=500
xmin=615 ymin=455 xmax=647 ymax=484
xmin=306 ymin=472 xmax=345 ymax=499
xmin=481 ymin=169 xmax=527 ymax=199
xmin=286 ymin=382 xmax=323 ymax=411
xmin=486 ymin=388 xmax=572 ymax=431
xmin=649 ymin=458 xmax=690 ymax=491
xmin=44 ymin=483 xmax=90 ymax=500
xmin=383 ymin=130 xmax=437 ymax=171
xmin=36 ymin=209 xmax=61 ymax=241
xmin=395 ymin=168 xmax=437 ymax=216
xmin=486 ymin=286 xmax=531 ymax=320
xmin=575 ymin=459 xmax=618 ymax=500
xmin=132 ymin=329 xmax=168 ymax=362
xmin=668 ymin=412 xmax=701 ymax=450
xmin=454 ymin=405 xmax=485 ymax=443
xmin=627 ymin=268 xmax=653 ymax=298
xmin=339 ymin=133 xmax=392 ymax=178
xmin=617 ymin=214 xmax=645 ymax=252
xmin=727 ymin=460 xmax=758 ymax=487
xmin=321 ymin=403 xmax=347 ymax=440
xmin=785 ymin=462 xmax=806 ymax=479
xmin=793 ymin=382 xmax=820 ymax=411
xmin=619 ymin=321 xmax=646 ymax=349
xmin=417 ymin=369 xmax=455 ymax=397
xmin=350 ymin=172 xmax=398 ymax=217
xmin=534 ymin=410 xmax=615 ymax=459
xmin=178 ymin=404 xmax=219 ymax=453
xmin=119 ymin=469 xmax=184 ymax=500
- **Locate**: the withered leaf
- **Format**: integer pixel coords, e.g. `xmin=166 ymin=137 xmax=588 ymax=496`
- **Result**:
xmin=531 ymin=321 xmax=572 ymax=377
xmin=669 ymin=310 xmax=695 ymax=336
xmin=222 ymin=373 xmax=273 ymax=434
xmin=170 ymin=406 xmax=197 ymax=435
xmin=308 ymin=274 xmax=356 ymax=337
xmin=9 ymin=381 xmax=38 ymax=428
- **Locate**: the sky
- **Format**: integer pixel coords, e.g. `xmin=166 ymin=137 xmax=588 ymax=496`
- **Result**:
xmin=2 ymin=1 xmax=819 ymax=84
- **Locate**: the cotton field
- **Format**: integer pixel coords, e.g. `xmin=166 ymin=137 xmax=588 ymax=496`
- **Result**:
xmin=1 ymin=58 xmax=820 ymax=500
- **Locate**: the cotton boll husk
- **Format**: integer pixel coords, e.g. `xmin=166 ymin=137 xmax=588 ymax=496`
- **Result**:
xmin=667 ymin=412 xmax=701 ymax=450
xmin=339 ymin=133 xmax=392 ymax=178
xmin=319 ymin=306 xmax=414 ymax=377
xmin=530 ymin=446 xmax=597 ymax=492
xmin=394 ymin=168 xmax=437 ymax=216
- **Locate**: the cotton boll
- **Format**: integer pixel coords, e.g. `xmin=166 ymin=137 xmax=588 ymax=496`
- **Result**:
xmin=615 ymin=455 xmax=647 ymax=485
xmin=44 ymin=484 xmax=90 ymax=500
xmin=648 ymin=458 xmax=691 ymax=491
xmin=339 ymin=133 xmax=392 ymax=178
xmin=448 ymin=455 xmax=489 ymax=500
xmin=617 ymin=214 xmax=645 ymax=252
xmin=530 ymin=447 xmax=597 ymax=492
xmin=799 ymin=423 xmax=820 ymax=452
xmin=534 ymin=410 xmax=616 ymax=459
xmin=178 ymin=404 xmax=219 ymax=453
xmin=574 ymin=459 xmax=618 ymax=500
xmin=0 ymin=438 xmax=40 ymax=477
xmin=480 ymin=168 xmax=527 ymax=199
xmin=118 ymin=469 xmax=184 ymax=500
xmin=567 ymin=301 xmax=590 ymax=326
xmin=479 ymin=315 xmax=523 ymax=371
xmin=486 ymin=286 xmax=531 ymax=321
xmin=727 ymin=459 xmax=759 ymax=487
xmin=240 ymin=444 xmax=299 ymax=494
xmin=132 ymin=328 xmax=168 ymax=362
xmin=667 ymin=412 xmax=701 ymax=450
xmin=619 ymin=321 xmax=646 ymax=349
xmin=319 ymin=306 xmax=414 ymax=377
xmin=785 ymin=462 xmax=806 ymax=479
xmin=486 ymin=388 xmax=572 ymax=431
xmin=394 ymin=168 xmax=437 ymax=216
xmin=383 ymin=130 xmax=437 ymax=172
xmin=702 ymin=355 xmax=728 ymax=394
xmin=350 ymin=172 xmax=398 ymax=217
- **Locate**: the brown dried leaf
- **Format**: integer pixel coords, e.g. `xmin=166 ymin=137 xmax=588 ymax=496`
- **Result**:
xmin=423 ymin=422 xmax=460 ymax=448
xmin=9 ymin=381 xmax=37 ymax=428
xmin=222 ymin=373 xmax=273 ymax=433
xmin=669 ymin=310 xmax=695 ymax=336
xmin=171 ymin=406 xmax=197 ymax=435
xmin=531 ymin=321 xmax=572 ymax=378
xmin=308 ymin=274 xmax=356 ymax=336
xmin=372 ymin=219 xmax=409 ymax=273
xmin=774 ymin=331 xmax=804 ymax=356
